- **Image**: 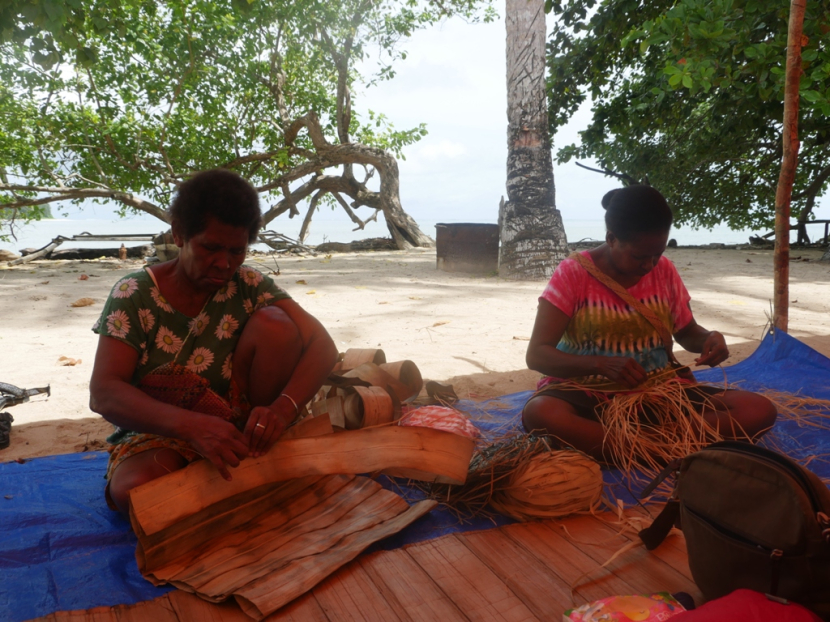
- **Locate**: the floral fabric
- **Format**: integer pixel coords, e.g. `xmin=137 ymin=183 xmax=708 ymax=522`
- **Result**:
xmin=92 ymin=264 xmax=290 ymax=444
xmin=539 ymin=251 xmax=693 ymax=389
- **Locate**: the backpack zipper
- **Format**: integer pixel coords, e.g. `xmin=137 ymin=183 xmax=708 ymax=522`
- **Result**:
xmin=685 ymin=504 xmax=785 ymax=595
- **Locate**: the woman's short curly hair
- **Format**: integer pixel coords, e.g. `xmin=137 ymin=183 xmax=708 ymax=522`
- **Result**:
xmin=170 ymin=169 xmax=262 ymax=243
xmin=601 ymin=185 xmax=673 ymax=241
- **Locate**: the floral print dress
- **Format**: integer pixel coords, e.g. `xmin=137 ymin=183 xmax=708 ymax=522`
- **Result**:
xmin=92 ymin=264 xmax=291 ymax=484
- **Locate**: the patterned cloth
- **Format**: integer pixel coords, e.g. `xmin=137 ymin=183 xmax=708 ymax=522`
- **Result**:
xmin=92 ymin=264 xmax=290 ymax=447
xmin=539 ymin=250 xmax=693 ymax=390
xmin=103 ymin=365 xmax=250 ymax=491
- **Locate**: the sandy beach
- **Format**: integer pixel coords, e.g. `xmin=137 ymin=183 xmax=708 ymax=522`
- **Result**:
xmin=1 ymin=245 xmax=828 ymax=462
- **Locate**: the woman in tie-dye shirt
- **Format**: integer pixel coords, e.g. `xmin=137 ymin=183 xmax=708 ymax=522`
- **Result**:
xmin=523 ymin=186 xmax=776 ymax=462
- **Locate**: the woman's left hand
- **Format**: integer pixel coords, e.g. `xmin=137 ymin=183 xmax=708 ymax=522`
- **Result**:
xmin=244 ymin=402 xmax=294 ymax=458
xmin=694 ymin=331 xmax=729 ymax=367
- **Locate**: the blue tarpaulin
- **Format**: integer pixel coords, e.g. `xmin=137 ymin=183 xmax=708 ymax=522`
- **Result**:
xmin=1 ymin=330 xmax=828 ymax=621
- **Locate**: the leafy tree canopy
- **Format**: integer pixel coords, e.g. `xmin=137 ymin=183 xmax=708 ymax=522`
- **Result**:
xmin=0 ymin=0 xmax=494 ymax=247
xmin=546 ymin=0 xmax=830 ymax=234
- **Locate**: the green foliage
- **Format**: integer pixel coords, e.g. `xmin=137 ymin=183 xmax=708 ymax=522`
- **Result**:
xmin=0 ymin=0 xmax=492 ymax=232
xmin=547 ymin=0 xmax=830 ymax=231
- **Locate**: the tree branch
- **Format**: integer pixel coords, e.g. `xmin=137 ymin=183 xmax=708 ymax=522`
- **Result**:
xmin=0 ymin=184 xmax=169 ymax=222
xmin=574 ymin=160 xmax=640 ymax=185
xmin=299 ymin=190 xmax=324 ymax=242
xmin=332 ymin=191 xmax=380 ymax=230
xmin=792 ymin=159 xmax=830 ymax=202
xmin=284 ymin=111 xmax=330 ymax=151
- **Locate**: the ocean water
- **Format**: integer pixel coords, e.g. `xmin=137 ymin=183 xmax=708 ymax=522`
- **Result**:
xmin=0 ymin=214 xmax=773 ymax=255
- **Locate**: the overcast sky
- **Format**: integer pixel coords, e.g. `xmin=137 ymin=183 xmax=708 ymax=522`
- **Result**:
xmin=349 ymin=11 xmax=828 ymax=243
xmin=353 ymin=12 xmax=618 ymax=229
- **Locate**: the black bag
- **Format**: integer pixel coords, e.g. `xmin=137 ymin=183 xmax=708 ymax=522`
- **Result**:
xmin=639 ymin=441 xmax=830 ymax=619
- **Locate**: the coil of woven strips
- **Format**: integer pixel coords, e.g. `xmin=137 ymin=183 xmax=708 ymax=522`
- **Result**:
xmin=428 ymin=435 xmax=603 ymax=521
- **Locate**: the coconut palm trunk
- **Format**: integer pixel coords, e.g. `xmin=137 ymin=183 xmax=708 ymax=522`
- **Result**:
xmin=500 ymin=0 xmax=569 ymax=280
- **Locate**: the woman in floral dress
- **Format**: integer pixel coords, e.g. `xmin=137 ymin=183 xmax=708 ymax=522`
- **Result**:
xmin=89 ymin=169 xmax=338 ymax=515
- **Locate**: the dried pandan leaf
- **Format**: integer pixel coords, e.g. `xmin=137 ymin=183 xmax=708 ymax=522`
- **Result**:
xmin=489 ymin=451 xmax=603 ymax=521
xmin=70 ymin=297 xmax=96 ymax=307
xmin=426 ymin=436 xmax=603 ymax=521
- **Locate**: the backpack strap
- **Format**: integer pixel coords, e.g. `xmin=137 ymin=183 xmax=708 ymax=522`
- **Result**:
xmin=639 ymin=500 xmax=681 ymax=550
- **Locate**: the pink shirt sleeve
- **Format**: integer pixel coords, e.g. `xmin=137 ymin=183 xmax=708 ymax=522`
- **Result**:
xmin=539 ymin=255 xmax=582 ymax=317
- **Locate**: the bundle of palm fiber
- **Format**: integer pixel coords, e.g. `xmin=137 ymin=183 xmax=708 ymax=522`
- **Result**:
xmin=594 ymin=379 xmax=830 ymax=478
xmin=594 ymin=375 xmax=726 ymax=480
xmin=428 ymin=435 xmax=603 ymax=521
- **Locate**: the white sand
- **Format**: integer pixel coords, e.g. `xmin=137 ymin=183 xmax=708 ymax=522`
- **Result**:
xmin=1 ymin=246 xmax=828 ymax=461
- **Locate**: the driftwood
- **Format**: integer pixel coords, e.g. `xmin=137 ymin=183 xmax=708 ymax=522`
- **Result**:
xmin=314 ymin=238 xmax=397 ymax=253
xmin=129 ymin=425 xmax=474 ymax=537
xmin=49 ymin=244 xmax=153 ymax=260
xmin=8 ymin=239 xmax=63 ymax=265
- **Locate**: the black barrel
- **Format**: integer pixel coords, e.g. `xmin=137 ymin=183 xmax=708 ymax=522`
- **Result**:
xmin=435 ymin=223 xmax=499 ymax=274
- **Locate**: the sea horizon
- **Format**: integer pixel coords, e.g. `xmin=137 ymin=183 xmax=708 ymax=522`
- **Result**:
xmin=0 ymin=214 xmax=777 ymax=255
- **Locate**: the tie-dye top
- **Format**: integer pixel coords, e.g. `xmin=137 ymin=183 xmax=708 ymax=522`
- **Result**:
xmin=539 ymin=251 xmax=693 ymax=388
xmin=92 ymin=264 xmax=291 ymax=396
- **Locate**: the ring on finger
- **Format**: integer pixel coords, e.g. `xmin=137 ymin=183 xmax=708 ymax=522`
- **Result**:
xmin=255 ymin=422 xmax=266 ymax=429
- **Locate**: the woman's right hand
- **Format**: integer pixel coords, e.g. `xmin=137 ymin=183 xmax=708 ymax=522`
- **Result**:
xmin=596 ymin=356 xmax=648 ymax=388
xmin=183 ymin=415 xmax=249 ymax=481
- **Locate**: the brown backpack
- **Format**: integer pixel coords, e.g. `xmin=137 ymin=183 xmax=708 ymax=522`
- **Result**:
xmin=639 ymin=441 xmax=830 ymax=619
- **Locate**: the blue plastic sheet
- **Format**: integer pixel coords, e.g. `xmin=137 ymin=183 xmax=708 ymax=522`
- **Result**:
xmin=0 ymin=453 xmax=172 ymax=621
xmin=1 ymin=330 xmax=828 ymax=621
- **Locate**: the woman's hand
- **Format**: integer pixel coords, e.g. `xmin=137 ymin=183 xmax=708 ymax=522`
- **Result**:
xmin=184 ymin=415 xmax=249 ymax=481
xmin=694 ymin=331 xmax=729 ymax=367
xmin=597 ymin=356 xmax=648 ymax=388
xmin=244 ymin=400 xmax=294 ymax=458
xmin=91 ymin=335 xmax=248 ymax=481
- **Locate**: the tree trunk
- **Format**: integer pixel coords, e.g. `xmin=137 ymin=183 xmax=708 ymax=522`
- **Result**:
xmin=262 ymin=113 xmax=433 ymax=251
xmin=500 ymin=0 xmax=569 ymax=280
xmin=373 ymin=151 xmax=434 ymax=249
xmin=773 ymin=0 xmax=806 ymax=332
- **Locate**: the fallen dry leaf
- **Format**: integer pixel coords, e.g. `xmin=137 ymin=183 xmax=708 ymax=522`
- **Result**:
xmin=409 ymin=296 xmax=422 ymax=300
xmin=40 ymin=281 xmax=49 ymax=285
xmin=512 ymin=336 xmax=530 ymax=341
xmin=295 ymin=279 xmax=307 ymax=285
xmin=70 ymin=298 xmax=96 ymax=308
xmin=78 ymin=274 xmax=89 ymax=280
xmin=378 ymin=301 xmax=389 ymax=305
xmin=432 ymin=321 xmax=449 ymax=327
xmin=58 ymin=356 xmax=82 ymax=366
xmin=306 ymin=290 xmax=316 ymax=295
